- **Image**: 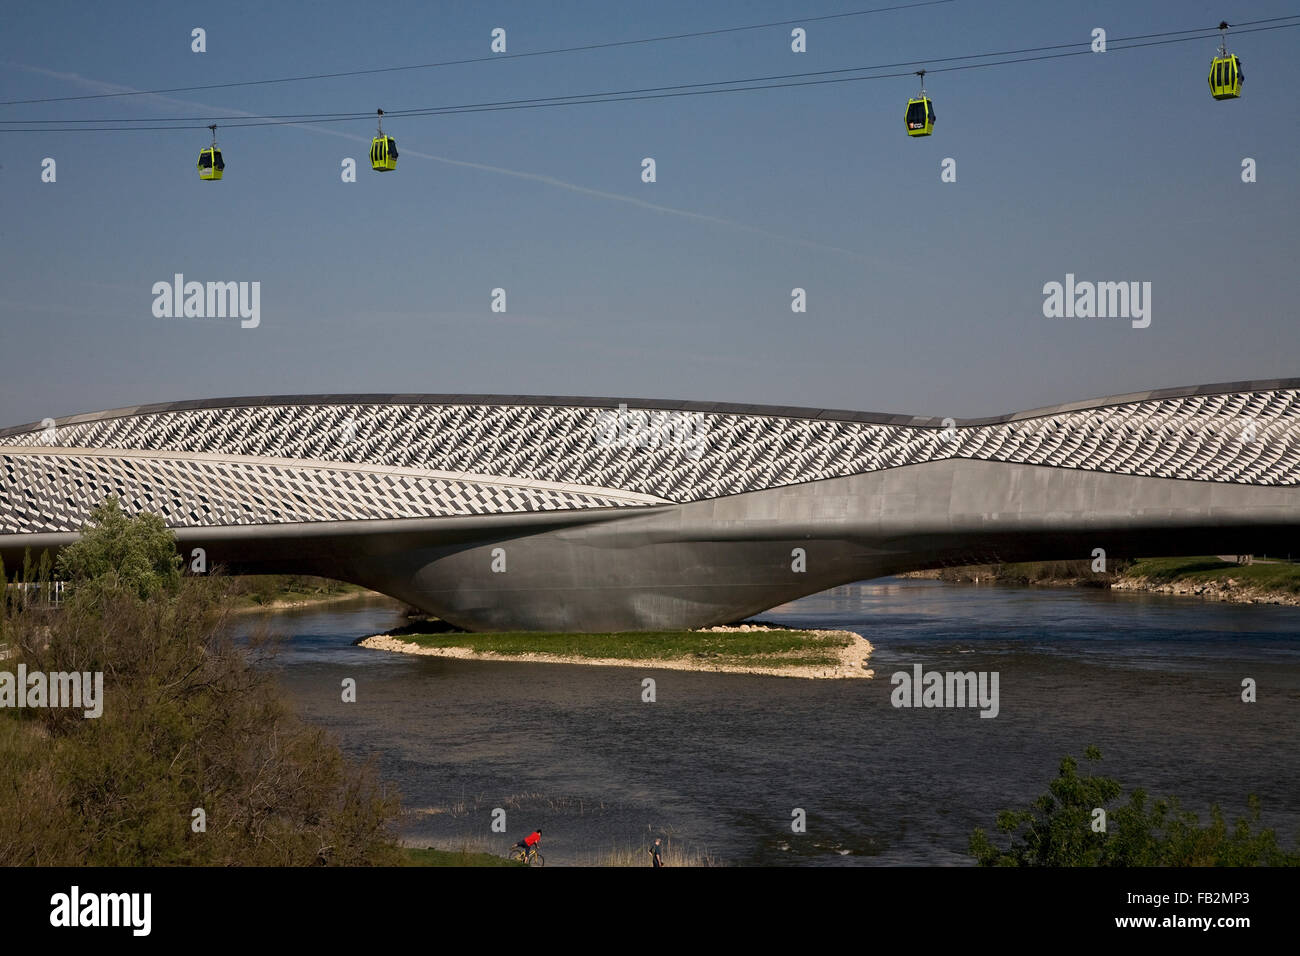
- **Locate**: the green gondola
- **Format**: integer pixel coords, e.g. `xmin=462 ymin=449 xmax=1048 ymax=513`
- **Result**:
xmin=197 ymin=124 xmax=224 ymax=181
xmin=1208 ymin=21 xmax=1244 ymax=100
xmin=370 ymin=109 xmax=398 ymax=171
xmin=905 ymin=70 xmax=935 ymax=137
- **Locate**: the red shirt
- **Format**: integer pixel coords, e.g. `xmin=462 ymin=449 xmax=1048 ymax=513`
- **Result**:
xmin=524 ymin=831 xmax=541 ymax=847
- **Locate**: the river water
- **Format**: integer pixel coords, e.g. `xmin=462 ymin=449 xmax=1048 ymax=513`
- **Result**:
xmin=243 ymin=579 xmax=1300 ymax=866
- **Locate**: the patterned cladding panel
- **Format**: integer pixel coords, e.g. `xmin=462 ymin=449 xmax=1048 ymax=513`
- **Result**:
xmin=0 ymin=453 xmax=647 ymax=534
xmin=2 ymin=391 xmax=1298 ymax=521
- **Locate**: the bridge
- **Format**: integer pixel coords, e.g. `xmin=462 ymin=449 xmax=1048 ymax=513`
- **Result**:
xmin=2 ymin=379 xmax=1298 ymax=631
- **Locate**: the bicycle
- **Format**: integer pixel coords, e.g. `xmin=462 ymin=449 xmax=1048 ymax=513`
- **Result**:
xmin=508 ymin=844 xmax=545 ymax=867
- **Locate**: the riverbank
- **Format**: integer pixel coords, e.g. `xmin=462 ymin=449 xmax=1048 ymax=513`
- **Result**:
xmin=1111 ymin=556 xmax=1300 ymax=606
xmin=400 ymin=846 xmax=521 ymax=867
xmin=901 ymin=557 xmax=1300 ymax=607
xmin=399 ymin=839 xmax=721 ymax=866
xmin=232 ymin=588 xmax=390 ymax=614
xmin=357 ymin=623 xmax=874 ymax=679
xmin=232 ymin=576 xmax=390 ymax=614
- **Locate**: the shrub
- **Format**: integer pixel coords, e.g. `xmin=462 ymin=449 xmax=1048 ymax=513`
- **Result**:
xmin=0 ymin=503 xmax=402 ymax=866
xmin=970 ymin=747 xmax=1299 ymax=866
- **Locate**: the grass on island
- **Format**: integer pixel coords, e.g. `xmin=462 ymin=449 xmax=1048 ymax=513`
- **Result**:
xmin=1123 ymin=556 xmax=1300 ymax=594
xmin=395 ymin=627 xmax=850 ymax=668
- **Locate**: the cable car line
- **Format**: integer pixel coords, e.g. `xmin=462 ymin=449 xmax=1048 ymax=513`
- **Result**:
xmin=0 ymin=0 xmax=960 ymax=106
xmin=0 ymin=21 xmax=1234 ymax=125
xmin=4 ymin=14 xmax=1290 ymax=121
xmin=4 ymin=19 xmax=1295 ymax=135
xmin=6 ymin=17 xmax=1295 ymax=129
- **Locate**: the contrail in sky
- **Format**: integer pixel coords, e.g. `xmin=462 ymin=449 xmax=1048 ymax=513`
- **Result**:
xmin=5 ymin=62 xmax=884 ymax=263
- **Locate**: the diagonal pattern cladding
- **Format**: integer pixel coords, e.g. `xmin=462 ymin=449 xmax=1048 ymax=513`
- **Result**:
xmin=1 ymin=382 xmax=1298 ymax=630
xmin=1 ymin=386 xmax=1297 ymax=503
xmin=0 ymin=450 xmax=659 ymax=534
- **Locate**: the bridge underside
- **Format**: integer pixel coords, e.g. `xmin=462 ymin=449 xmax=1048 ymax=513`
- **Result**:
xmin=6 ymin=459 xmax=1293 ymax=631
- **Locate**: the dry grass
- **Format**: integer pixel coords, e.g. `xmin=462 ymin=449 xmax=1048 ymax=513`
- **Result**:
xmin=402 ymin=836 xmax=520 ymax=867
xmin=591 ymin=835 xmax=724 ymax=867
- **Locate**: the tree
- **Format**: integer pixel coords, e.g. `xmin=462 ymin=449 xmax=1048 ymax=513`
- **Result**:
xmin=0 ymin=502 xmax=403 ymax=865
xmin=55 ymin=495 xmax=181 ymax=599
xmin=970 ymin=747 xmax=1299 ymax=866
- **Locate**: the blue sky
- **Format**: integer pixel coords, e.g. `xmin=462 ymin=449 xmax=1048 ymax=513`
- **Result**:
xmin=1 ymin=0 xmax=1297 ymax=426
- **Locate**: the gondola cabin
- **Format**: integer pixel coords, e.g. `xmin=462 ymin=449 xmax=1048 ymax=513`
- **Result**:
xmin=197 ymin=145 xmax=224 ymax=181
xmin=1208 ymin=53 xmax=1243 ymax=100
xmin=370 ymin=135 xmax=398 ymax=171
xmin=905 ymin=97 xmax=935 ymax=137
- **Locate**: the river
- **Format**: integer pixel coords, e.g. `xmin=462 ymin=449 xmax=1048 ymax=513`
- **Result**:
xmin=241 ymin=578 xmax=1300 ymax=866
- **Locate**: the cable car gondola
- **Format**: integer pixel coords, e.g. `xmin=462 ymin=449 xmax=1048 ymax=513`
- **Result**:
xmin=905 ymin=70 xmax=935 ymax=137
xmin=197 ymin=124 xmax=224 ymax=181
xmin=370 ymin=109 xmax=398 ymax=171
xmin=1208 ymin=21 xmax=1243 ymax=100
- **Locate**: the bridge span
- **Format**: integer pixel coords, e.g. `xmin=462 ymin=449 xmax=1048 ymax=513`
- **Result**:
xmin=2 ymin=380 xmax=1298 ymax=631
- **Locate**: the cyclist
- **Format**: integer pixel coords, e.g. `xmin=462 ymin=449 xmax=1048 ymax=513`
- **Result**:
xmin=514 ymin=828 xmax=542 ymax=862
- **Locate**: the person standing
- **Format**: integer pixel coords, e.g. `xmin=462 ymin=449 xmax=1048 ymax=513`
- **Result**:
xmin=650 ymin=838 xmax=664 ymax=868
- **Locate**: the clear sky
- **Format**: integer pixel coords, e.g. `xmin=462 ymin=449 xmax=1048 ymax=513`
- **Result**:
xmin=1 ymin=0 xmax=1297 ymax=427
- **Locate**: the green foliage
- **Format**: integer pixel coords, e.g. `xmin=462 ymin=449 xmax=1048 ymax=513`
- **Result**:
xmin=970 ymin=747 xmax=1300 ymax=866
xmin=926 ymin=559 xmax=1130 ymax=585
xmin=0 ymin=504 xmax=403 ymax=866
xmin=1125 ymin=556 xmax=1300 ymax=595
xmin=55 ymin=495 xmax=181 ymax=600
xmin=401 ymin=846 xmax=523 ymax=867
xmin=238 ymin=574 xmax=360 ymax=607
xmin=1 ymin=549 xmax=62 ymax=623
xmin=927 ymin=555 xmax=1300 ymax=595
